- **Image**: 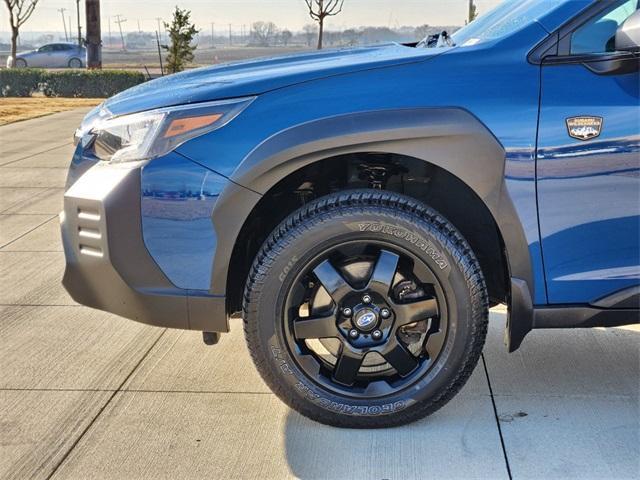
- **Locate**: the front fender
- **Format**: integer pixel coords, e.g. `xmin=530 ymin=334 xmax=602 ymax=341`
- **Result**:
xmin=210 ymin=108 xmax=535 ymax=347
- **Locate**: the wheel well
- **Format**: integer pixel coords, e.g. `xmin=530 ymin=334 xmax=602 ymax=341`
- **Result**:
xmin=227 ymin=153 xmax=509 ymax=314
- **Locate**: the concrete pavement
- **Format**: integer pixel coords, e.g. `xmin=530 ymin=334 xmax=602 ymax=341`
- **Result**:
xmin=0 ymin=110 xmax=638 ymax=480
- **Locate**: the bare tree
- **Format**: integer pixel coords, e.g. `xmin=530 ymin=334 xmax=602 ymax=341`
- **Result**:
xmin=414 ymin=24 xmax=430 ymax=41
xmin=4 ymin=0 xmax=39 ymax=65
xmin=281 ymin=29 xmax=292 ymax=46
xmin=251 ymin=21 xmax=278 ymax=46
xmin=302 ymin=24 xmax=318 ymax=47
xmin=342 ymin=28 xmax=360 ymax=47
xmin=303 ymin=0 xmax=344 ymax=49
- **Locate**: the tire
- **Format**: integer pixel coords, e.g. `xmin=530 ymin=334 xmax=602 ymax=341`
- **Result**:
xmin=68 ymin=58 xmax=82 ymax=68
xmin=243 ymin=189 xmax=489 ymax=428
xmin=14 ymin=58 xmax=27 ymax=68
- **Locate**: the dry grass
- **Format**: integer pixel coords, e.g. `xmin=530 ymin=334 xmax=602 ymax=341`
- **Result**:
xmin=0 ymin=97 xmax=102 ymax=125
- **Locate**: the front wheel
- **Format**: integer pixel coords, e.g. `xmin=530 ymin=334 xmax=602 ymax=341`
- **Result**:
xmin=14 ymin=58 xmax=27 ymax=68
xmin=68 ymin=58 xmax=83 ymax=68
xmin=243 ymin=190 xmax=488 ymax=428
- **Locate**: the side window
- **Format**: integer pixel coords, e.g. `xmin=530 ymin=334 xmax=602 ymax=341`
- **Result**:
xmin=38 ymin=45 xmax=54 ymax=52
xmin=571 ymin=0 xmax=638 ymax=54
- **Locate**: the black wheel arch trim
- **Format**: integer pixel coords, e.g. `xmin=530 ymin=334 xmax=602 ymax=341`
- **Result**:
xmin=210 ymin=107 xmax=537 ymax=349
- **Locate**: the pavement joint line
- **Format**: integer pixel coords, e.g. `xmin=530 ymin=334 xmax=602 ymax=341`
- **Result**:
xmin=1 ymin=167 xmax=69 ymax=170
xmin=491 ymin=392 xmax=636 ymax=399
xmin=0 ymin=187 xmax=61 ymax=215
xmin=0 ymin=213 xmax=60 ymax=216
xmin=0 ymin=387 xmax=275 ymax=395
xmin=0 ymin=304 xmax=83 ymax=307
xmin=0 ymin=250 xmax=62 ymax=253
xmin=45 ymin=328 xmax=169 ymax=480
xmin=0 ymin=186 xmax=62 ymax=189
xmin=0 ymin=214 xmax=58 ymax=250
xmin=0 ymin=142 xmax=72 ymax=167
xmin=481 ymin=353 xmax=513 ymax=480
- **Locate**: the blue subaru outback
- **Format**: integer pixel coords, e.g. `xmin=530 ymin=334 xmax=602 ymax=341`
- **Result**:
xmin=62 ymin=0 xmax=640 ymax=428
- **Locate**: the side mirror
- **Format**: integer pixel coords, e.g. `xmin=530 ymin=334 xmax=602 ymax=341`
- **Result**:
xmin=615 ymin=9 xmax=640 ymax=52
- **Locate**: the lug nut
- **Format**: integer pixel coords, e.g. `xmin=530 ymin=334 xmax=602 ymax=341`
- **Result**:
xmin=380 ymin=308 xmax=391 ymax=319
xmin=372 ymin=330 xmax=383 ymax=340
xmin=342 ymin=307 xmax=352 ymax=317
xmin=362 ymin=294 xmax=372 ymax=304
xmin=349 ymin=329 xmax=359 ymax=339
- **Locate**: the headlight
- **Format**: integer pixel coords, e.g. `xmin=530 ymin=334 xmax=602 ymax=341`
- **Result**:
xmin=79 ymin=97 xmax=255 ymax=163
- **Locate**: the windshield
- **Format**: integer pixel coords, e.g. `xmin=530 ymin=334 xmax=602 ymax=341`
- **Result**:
xmin=421 ymin=0 xmax=556 ymax=48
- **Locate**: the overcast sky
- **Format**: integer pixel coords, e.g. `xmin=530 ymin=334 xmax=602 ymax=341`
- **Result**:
xmin=1 ymin=0 xmax=504 ymax=35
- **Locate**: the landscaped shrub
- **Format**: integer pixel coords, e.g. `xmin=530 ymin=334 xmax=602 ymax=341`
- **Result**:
xmin=42 ymin=70 xmax=146 ymax=98
xmin=0 ymin=68 xmax=44 ymax=97
xmin=0 ymin=69 xmax=146 ymax=98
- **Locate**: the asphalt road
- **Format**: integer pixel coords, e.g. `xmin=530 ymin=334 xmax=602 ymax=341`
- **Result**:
xmin=0 ymin=110 xmax=638 ymax=480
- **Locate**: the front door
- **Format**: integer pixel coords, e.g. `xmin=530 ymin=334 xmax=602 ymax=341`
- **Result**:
xmin=537 ymin=0 xmax=640 ymax=304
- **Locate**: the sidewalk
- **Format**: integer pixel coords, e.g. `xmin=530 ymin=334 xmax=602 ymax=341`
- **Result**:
xmin=1 ymin=110 xmax=638 ymax=480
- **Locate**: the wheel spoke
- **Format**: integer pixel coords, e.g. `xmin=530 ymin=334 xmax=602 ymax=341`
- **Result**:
xmin=424 ymin=328 xmax=446 ymax=360
xmin=332 ymin=346 xmax=365 ymax=386
xmin=293 ymin=313 xmax=339 ymax=339
xmin=363 ymin=379 xmax=394 ymax=397
xmin=366 ymin=249 xmax=400 ymax=295
xmin=382 ymin=338 xmax=418 ymax=376
xmin=392 ymin=298 xmax=438 ymax=326
xmin=412 ymin=261 xmax=439 ymax=285
xmin=313 ymin=260 xmax=353 ymax=303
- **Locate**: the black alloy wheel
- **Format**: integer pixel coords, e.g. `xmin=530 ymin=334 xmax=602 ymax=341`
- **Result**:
xmin=243 ymin=190 xmax=488 ymax=428
xmin=283 ymin=242 xmax=448 ymax=397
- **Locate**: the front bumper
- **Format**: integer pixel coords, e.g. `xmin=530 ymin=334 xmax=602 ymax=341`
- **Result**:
xmin=61 ymin=162 xmax=229 ymax=332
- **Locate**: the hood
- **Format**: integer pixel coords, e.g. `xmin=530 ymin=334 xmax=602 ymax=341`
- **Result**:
xmin=104 ymin=43 xmax=445 ymax=116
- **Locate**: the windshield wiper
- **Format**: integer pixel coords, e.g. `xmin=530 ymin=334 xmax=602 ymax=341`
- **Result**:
xmin=419 ymin=31 xmax=455 ymax=48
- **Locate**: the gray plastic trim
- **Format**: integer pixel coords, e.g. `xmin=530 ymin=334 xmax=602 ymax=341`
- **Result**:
xmin=61 ymin=163 xmax=228 ymax=332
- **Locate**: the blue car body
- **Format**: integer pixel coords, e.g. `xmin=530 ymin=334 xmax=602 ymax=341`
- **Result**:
xmin=62 ymin=0 xmax=639 ymax=351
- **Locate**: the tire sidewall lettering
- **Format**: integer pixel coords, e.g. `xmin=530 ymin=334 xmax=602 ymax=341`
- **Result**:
xmin=349 ymin=221 xmax=450 ymax=273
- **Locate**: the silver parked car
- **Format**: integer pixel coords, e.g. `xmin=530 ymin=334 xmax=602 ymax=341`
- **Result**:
xmin=7 ymin=43 xmax=86 ymax=68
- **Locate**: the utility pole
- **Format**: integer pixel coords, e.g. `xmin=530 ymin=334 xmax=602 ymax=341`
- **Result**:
xmin=85 ymin=0 xmax=102 ymax=69
xmin=137 ymin=19 xmax=141 ymax=33
xmin=156 ymin=17 xmax=163 ymax=42
xmin=114 ymin=14 xmax=127 ymax=51
xmin=58 ymin=8 xmax=68 ymax=41
xmin=76 ymin=0 xmax=82 ymax=46
xmin=211 ymin=22 xmax=215 ymax=47
xmin=155 ymin=30 xmax=164 ymax=75
xmin=228 ymin=23 xmax=232 ymax=46
xmin=108 ymin=16 xmax=112 ymax=47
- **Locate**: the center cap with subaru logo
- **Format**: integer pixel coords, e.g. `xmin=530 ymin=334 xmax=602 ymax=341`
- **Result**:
xmin=354 ymin=308 xmax=378 ymax=332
